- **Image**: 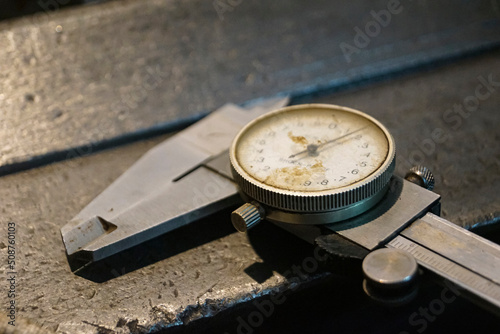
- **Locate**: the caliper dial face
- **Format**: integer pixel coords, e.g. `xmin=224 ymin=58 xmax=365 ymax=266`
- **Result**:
xmin=235 ymin=107 xmax=390 ymax=192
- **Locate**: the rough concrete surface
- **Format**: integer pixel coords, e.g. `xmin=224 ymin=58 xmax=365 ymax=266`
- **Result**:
xmin=1 ymin=0 xmax=500 ymax=172
xmin=0 ymin=50 xmax=499 ymax=333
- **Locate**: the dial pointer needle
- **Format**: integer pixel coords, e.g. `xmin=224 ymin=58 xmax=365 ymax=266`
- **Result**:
xmin=288 ymin=126 xmax=367 ymax=159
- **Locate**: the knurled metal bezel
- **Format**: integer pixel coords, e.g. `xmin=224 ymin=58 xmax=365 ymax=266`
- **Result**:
xmin=229 ymin=104 xmax=396 ymax=213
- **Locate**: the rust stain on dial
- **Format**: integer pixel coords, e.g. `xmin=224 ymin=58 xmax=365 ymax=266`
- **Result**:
xmin=288 ymin=131 xmax=308 ymax=146
xmin=263 ymin=160 xmax=326 ymax=190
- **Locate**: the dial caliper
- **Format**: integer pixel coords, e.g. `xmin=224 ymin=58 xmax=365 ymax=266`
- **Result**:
xmin=60 ymin=99 xmax=500 ymax=315
xmin=229 ymin=104 xmax=396 ymax=227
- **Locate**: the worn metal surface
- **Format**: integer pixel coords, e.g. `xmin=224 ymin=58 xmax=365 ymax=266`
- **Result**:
xmin=1 ymin=0 xmax=500 ymax=174
xmin=2 ymin=1 xmax=500 ymax=332
xmin=1 ymin=49 xmax=499 ymax=333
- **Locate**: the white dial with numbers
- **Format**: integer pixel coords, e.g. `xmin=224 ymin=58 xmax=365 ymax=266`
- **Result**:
xmin=230 ymin=104 xmax=395 ymax=223
xmin=235 ymin=107 xmax=389 ymax=192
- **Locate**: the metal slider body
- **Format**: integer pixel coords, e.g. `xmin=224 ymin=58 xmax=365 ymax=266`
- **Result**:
xmin=281 ymin=175 xmax=500 ymax=315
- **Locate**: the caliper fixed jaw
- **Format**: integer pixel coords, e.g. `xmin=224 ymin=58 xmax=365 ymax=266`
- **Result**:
xmin=60 ymin=97 xmax=290 ymax=273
